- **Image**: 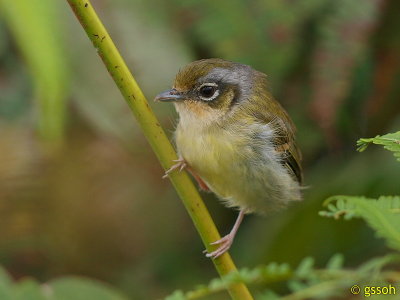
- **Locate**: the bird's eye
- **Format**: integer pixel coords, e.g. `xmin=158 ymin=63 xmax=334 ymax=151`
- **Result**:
xmin=200 ymin=86 xmax=216 ymax=98
xmin=198 ymin=84 xmax=219 ymax=101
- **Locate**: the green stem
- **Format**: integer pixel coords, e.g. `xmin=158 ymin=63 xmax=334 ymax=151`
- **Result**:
xmin=65 ymin=1 xmax=253 ymax=299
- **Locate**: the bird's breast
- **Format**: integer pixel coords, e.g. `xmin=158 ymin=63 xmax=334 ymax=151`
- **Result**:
xmin=174 ymin=120 xmax=301 ymax=213
xmin=175 ymin=124 xmax=238 ymax=177
xmin=174 ymin=121 xmax=260 ymax=199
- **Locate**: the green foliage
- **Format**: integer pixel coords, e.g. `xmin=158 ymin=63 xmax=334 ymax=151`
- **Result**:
xmin=165 ymin=253 xmax=400 ymax=299
xmin=320 ymin=196 xmax=400 ymax=251
xmin=165 ymin=262 xmax=291 ymax=299
xmin=319 ymin=132 xmax=400 ymax=251
xmin=0 ymin=266 xmax=128 ymax=300
xmin=357 ymin=131 xmax=400 ymax=161
xmin=166 ymin=263 xmax=291 ymax=299
xmin=0 ymin=0 xmax=70 ymax=141
xmin=48 ymin=277 xmax=129 ymax=300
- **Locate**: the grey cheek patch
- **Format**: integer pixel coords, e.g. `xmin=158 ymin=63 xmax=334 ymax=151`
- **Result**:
xmin=198 ymin=66 xmax=254 ymax=104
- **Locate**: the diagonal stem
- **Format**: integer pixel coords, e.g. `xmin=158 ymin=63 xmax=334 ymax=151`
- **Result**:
xmin=65 ymin=1 xmax=254 ymax=299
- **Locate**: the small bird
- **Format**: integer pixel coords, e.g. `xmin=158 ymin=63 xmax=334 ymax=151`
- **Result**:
xmin=155 ymin=58 xmax=302 ymax=259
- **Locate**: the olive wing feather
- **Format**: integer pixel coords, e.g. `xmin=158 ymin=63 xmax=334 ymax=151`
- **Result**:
xmin=246 ymin=99 xmax=303 ymax=184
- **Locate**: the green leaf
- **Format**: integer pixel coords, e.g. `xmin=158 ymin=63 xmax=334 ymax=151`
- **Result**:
xmin=0 ymin=0 xmax=70 ymax=141
xmin=165 ymin=290 xmax=186 ymax=300
xmin=0 ymin=266 xmax=12 ymax=287
xmin=287 ymin=280 xmax=307 ymax=292
xmin=13 ymin=279 xmax=47 ymax=300
xmin=321 ymin=196 xmax=400 ymax=251
xmin=326 ymin=254 xmax=344 ymax=270
xmin=0 ymin=267 xmax=132 ymax=300
xmin=295 ymin=257 xmax=315 ymax=278
xmin=357 ymin=131 xmax=400 ymax=161
xmin=49 ymin=277 xmax=129 ymax=300
xmin=358 ymin=254 xmax=400 ymax=274
xmin=355 ymin=199 xmax=400 ymax=251
xmin=257 ymin=290 xmax=280 ymax=300
xmin=0 ymin=266 xmax=12 ymax=300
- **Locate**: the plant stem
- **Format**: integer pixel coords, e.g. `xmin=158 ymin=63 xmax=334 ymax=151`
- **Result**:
xmin=65 ymin=1 xmax=254 ymax=299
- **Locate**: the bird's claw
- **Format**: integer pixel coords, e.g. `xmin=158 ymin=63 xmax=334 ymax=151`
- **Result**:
xmin=162 ymin=158 xmax=187 ymax=178
xmin=204 ymin=234 xmax=234 ymax=259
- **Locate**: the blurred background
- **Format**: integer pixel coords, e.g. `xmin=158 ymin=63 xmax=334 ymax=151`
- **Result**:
xmin=0 ymin=0 xmax=399 ymax=299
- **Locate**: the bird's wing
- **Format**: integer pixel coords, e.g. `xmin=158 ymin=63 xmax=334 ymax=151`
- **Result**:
xmin=272 ymin=116 xmax=303 ymax=184
xmin=244 ymin=97 xmax=303 ymax=184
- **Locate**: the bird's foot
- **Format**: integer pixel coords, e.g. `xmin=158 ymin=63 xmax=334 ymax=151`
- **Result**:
xmin=204 ymin=233 xmax=234 ymax=259
xmin=162 ymin=158 xmax=209 ymax=191
xmin=203 ymin=210 xmax=245 ymax=259
xmin=162 ymin=157 xmax=187 ymax=179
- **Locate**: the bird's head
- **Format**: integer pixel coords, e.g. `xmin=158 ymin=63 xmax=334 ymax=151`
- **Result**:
xmin=155 ymin=58 xmax=268 ymax=124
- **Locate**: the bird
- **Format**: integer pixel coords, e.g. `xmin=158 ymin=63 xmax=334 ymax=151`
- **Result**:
xmin=154 ymin=58 xmax=302 ymax=259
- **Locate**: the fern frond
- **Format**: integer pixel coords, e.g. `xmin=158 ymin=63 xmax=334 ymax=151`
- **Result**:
xmin=165 ymin=263 xmax=292 ymax=299
xmin=326 ymin=253 xmax=344 ymax=271
xmin=358 ymin=254 xmax=400 ymax=274
xmin=357 ymin=131 xmax=400 ymax=161
xmin=165 ymin=254 xmax=400 ymax=299
xmin=320 ymin=196 xmax=400 ymax=251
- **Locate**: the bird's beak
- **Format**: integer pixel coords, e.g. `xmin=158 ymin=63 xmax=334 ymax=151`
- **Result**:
xmin=154 ymin=89 xmax=186 ymax=102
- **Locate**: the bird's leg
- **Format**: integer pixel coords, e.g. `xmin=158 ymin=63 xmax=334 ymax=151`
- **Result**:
xmin=163 ymin=157 xmax=210 ymax=191
xmin=162 ymin=157 xmax=187 ymax=179
xmin=205 ymin=209 xmax=246 ymax=259
xmin=187 ymin=169 xmax=210 ymax=191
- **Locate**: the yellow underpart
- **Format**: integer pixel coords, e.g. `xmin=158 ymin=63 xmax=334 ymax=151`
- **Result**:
xmin=174 ymin=101 xmax=301 ymax=214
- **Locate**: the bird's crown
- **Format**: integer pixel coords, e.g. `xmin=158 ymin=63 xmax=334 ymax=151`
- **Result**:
xmin=174 ymin=58 xmax=234 ymax=91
